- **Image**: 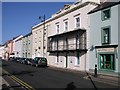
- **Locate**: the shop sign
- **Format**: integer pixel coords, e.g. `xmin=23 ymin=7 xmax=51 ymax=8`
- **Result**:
xmin=97 ymin=48 xmax=114 ymax=52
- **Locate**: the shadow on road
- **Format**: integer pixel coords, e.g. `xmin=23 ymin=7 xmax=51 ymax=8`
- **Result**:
xmin=86 ymin=72 xmax=97 ymax=90
xmin=65 ymin=82 xmax=76 ymax=90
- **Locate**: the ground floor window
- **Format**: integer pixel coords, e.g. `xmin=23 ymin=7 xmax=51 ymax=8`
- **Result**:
xmin=99 ymin=54 xmax=115 ymax=70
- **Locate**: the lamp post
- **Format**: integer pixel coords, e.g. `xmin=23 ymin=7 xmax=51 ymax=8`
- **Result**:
xmin=39 ymin=15 xmax=45 ymax=57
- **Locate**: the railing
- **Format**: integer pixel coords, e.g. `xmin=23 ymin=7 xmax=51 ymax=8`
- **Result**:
xmin=47 ymin=43 xmax=86 ymax=52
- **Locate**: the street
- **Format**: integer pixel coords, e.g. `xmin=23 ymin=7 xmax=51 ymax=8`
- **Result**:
xmin=2 ymin=60 xmax=119 ymax=90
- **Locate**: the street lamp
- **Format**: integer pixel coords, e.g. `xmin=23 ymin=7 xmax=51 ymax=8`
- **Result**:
xmin=39 ymin=15 xmax=45 ymax=57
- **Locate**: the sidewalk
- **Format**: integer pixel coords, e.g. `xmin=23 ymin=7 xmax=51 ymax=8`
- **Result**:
xmin=48 ymin=65 xmax=119 ymax=86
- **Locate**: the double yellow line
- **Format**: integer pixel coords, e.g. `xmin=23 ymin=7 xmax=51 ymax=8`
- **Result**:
xmin=3 ymin=69 xmax=35 ymax=90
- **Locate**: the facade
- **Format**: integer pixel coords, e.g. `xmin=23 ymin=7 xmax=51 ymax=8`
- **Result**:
xmin=0 ymin=45 xmax=5 ymax=59
xmin=88 ymin=1 xmax=120 ymax=74
xmin=22 ymin=32 xmax=32 ymax=58
xmin=12 ymin=35 xmax=23 ymax=57
xmin=32 ymin=18 xmax=51 ymax=58
xmin=15 ymin=37 xmax=23 ymax=57
xmin=47 ymin=0 xmax=99 ymax=71
xmin=4 ymin=40 xmax=13 ymax=60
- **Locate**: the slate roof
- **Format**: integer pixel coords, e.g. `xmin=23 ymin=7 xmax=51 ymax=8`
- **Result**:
xmin=88 ymin=1 xmax=120 ymax=14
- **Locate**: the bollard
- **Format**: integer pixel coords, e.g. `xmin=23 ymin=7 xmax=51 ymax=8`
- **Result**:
xmin=94 ymin=64 xmax=97 ymax=77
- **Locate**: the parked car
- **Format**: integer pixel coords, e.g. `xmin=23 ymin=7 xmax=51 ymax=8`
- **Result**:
xmin=25 ymin=58 xmax=33 ymax=65
xmin=33 ymin=57 xmax=47 ymax=67
xmin=8 ymin=57 xmax=15 ymax=61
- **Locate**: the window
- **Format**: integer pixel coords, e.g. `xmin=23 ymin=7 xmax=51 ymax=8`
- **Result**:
xmin=56 ymin=24 xmax=59 ymax=33
xmin=75 ymin=17 xmax=80 ymax=28
xmin=57 ymin=53 xmax=59 ymax=63
xmin=102 ymin=27 xmax=110 ymax=45
xmin=64 ymin=21 xmax=68 ymax=31
xmin=102 ymin=9 xmax=110 ymax=20
xmin=75 ymin=52 xmax=80 ymax=65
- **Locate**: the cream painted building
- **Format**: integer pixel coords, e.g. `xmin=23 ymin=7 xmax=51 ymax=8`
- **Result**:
xmin=47 ymin=0 xmax=100 ymax=71
xmin=32 ymin=18 xmax=51 ymax=59
xmin=22 ymin=32 xmax=32 ymax=58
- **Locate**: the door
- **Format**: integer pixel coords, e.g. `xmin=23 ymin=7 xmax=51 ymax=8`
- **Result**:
xmin=66 ymin=53 xmax=68 ymax=68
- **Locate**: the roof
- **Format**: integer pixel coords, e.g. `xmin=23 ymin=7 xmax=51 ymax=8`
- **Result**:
xmin=88 ymin=1 xmax=120 ymax=14
xmin=12 ymin=35 xmax=21 ymax=40
xmin=23 ymin=32 xmax=32 ymax=38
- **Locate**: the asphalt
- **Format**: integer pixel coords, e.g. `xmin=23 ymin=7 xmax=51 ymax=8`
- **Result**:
xmin=2 ymin=60 xmax=120 ymax=90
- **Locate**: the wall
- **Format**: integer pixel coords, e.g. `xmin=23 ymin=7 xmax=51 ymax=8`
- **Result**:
xmin=47 ymin=2 xmax=98 ymax=71
xmin=89 ymin=5 xmax=119 ymax=72
xmin=15 ymin=39 xmax=23 ymax=57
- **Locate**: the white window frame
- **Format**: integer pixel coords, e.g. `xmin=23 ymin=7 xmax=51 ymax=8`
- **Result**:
xmin=56 ymin=24 xmax=60 ymax=34
xmin=75 ymin=16 xmax=80 ymax=28
xmin=64 ymin=21 xmax=68 ymax=32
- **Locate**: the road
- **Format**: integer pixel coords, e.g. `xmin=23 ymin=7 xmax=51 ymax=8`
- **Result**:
xmin=2 ymin=60 xmax=119 ymax=90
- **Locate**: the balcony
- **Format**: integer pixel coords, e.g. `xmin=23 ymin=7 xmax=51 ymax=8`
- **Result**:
xmin=47 ymin=43 xmax=87 ymax=52
xmin=47 ymin=28 xmax=87 ymax=52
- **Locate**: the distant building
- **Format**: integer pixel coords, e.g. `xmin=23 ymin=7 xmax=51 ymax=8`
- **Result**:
xmin=15 ymin=36 xmax=23 ymax=57
xmin=4 ymin=40 xmax=13 ymax=60
xmin=12 ymin=35 xmax=23 ymax=57
xmin=0 ymin=45 xmax=5 ymax=59
xmin=88 ymin=1 xmax=120 ymax=74
xmin=22 ymin=32 xmax=32 ymax=58
xmin=32 ymin=18 xmax=51 ymax=59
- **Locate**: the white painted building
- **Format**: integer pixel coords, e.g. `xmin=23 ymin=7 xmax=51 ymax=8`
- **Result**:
xmin=47 ymin=0 xmax=100 ymax=71
xmin=12 ymin=35 xmax=23 ymax=57
xmin=88 ymin=1 xmax=120 ymax=74
xmin=0 ymin=45 xmax=5 ymax=59
xmin=14 ymin=37 xmax=23 ymax=57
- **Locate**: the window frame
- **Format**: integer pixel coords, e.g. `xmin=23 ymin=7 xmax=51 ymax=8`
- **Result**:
xmin=56 ymin=23 xmax=60 ymax=34
xmin=64 ymin=21 xmax=68 ymax=32
xmin=101 ymin=8 xmax=111 ymax=21
xmin=101 ymin=26 xmax=111 ymax=45
xmin=75 ymin=16 xmax=80 ymax=28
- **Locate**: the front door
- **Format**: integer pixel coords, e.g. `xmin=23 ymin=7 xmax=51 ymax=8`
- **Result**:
xmin=99 ymin=54 xmax=115 ymax=70
xmin=66 ymin=53 xmax=68 ymax=68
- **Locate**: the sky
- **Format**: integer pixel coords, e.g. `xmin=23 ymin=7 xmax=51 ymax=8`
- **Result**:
xmin=2 ymin=2 xmax=73 ymax=44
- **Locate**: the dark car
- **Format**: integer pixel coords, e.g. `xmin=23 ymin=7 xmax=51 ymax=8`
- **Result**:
xmin=34 ymin=57 xmax=47 ymax=67
xmin=26 ymin=58 xmax=33 ymax=65
xmin=8 ymin=57 xmax=15 ymax=61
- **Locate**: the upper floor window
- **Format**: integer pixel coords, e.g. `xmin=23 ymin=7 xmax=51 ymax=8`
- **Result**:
xmin=102 ymin=9 xmax=111 ymax=21
xmin=75 ymin=17 xmax=80 ymax=28
xmin=102 ymin=27 xmax=110 ymax=45
xmin=64 ymin=21 xmax=68 ymax=31
xmin=56 ymin=24 xmax=59 ymax=33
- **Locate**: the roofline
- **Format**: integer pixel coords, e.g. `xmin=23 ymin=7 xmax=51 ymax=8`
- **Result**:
xmin=23 ymin=32 xmax=32 ymax=38
xmin=32 ymin=1 xmax=98 ymax=30
xmin=88 ymin=1 xmax=120 ymax=14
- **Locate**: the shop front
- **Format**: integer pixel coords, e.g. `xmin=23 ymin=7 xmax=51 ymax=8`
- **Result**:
xmin=95 ymin=46 xmax=118 ymax=72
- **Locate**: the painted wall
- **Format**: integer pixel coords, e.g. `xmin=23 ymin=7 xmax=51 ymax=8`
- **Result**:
xmin=15 ymin=38 xmax=23 ymax=57
xmin=48 ymin=2 xmax=98 ymax=71
xmin=32 ymin=22 xmax=51 ymax=59
xmin=118 ymin=4 xmax=120 ymax=74
xmin=89 ymin=5 xmax=119 ymax=72
xmin=0 ymin=46 xmax=5 ymax=59
xmin=22 ymin=34 xmax=32 ymax=58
